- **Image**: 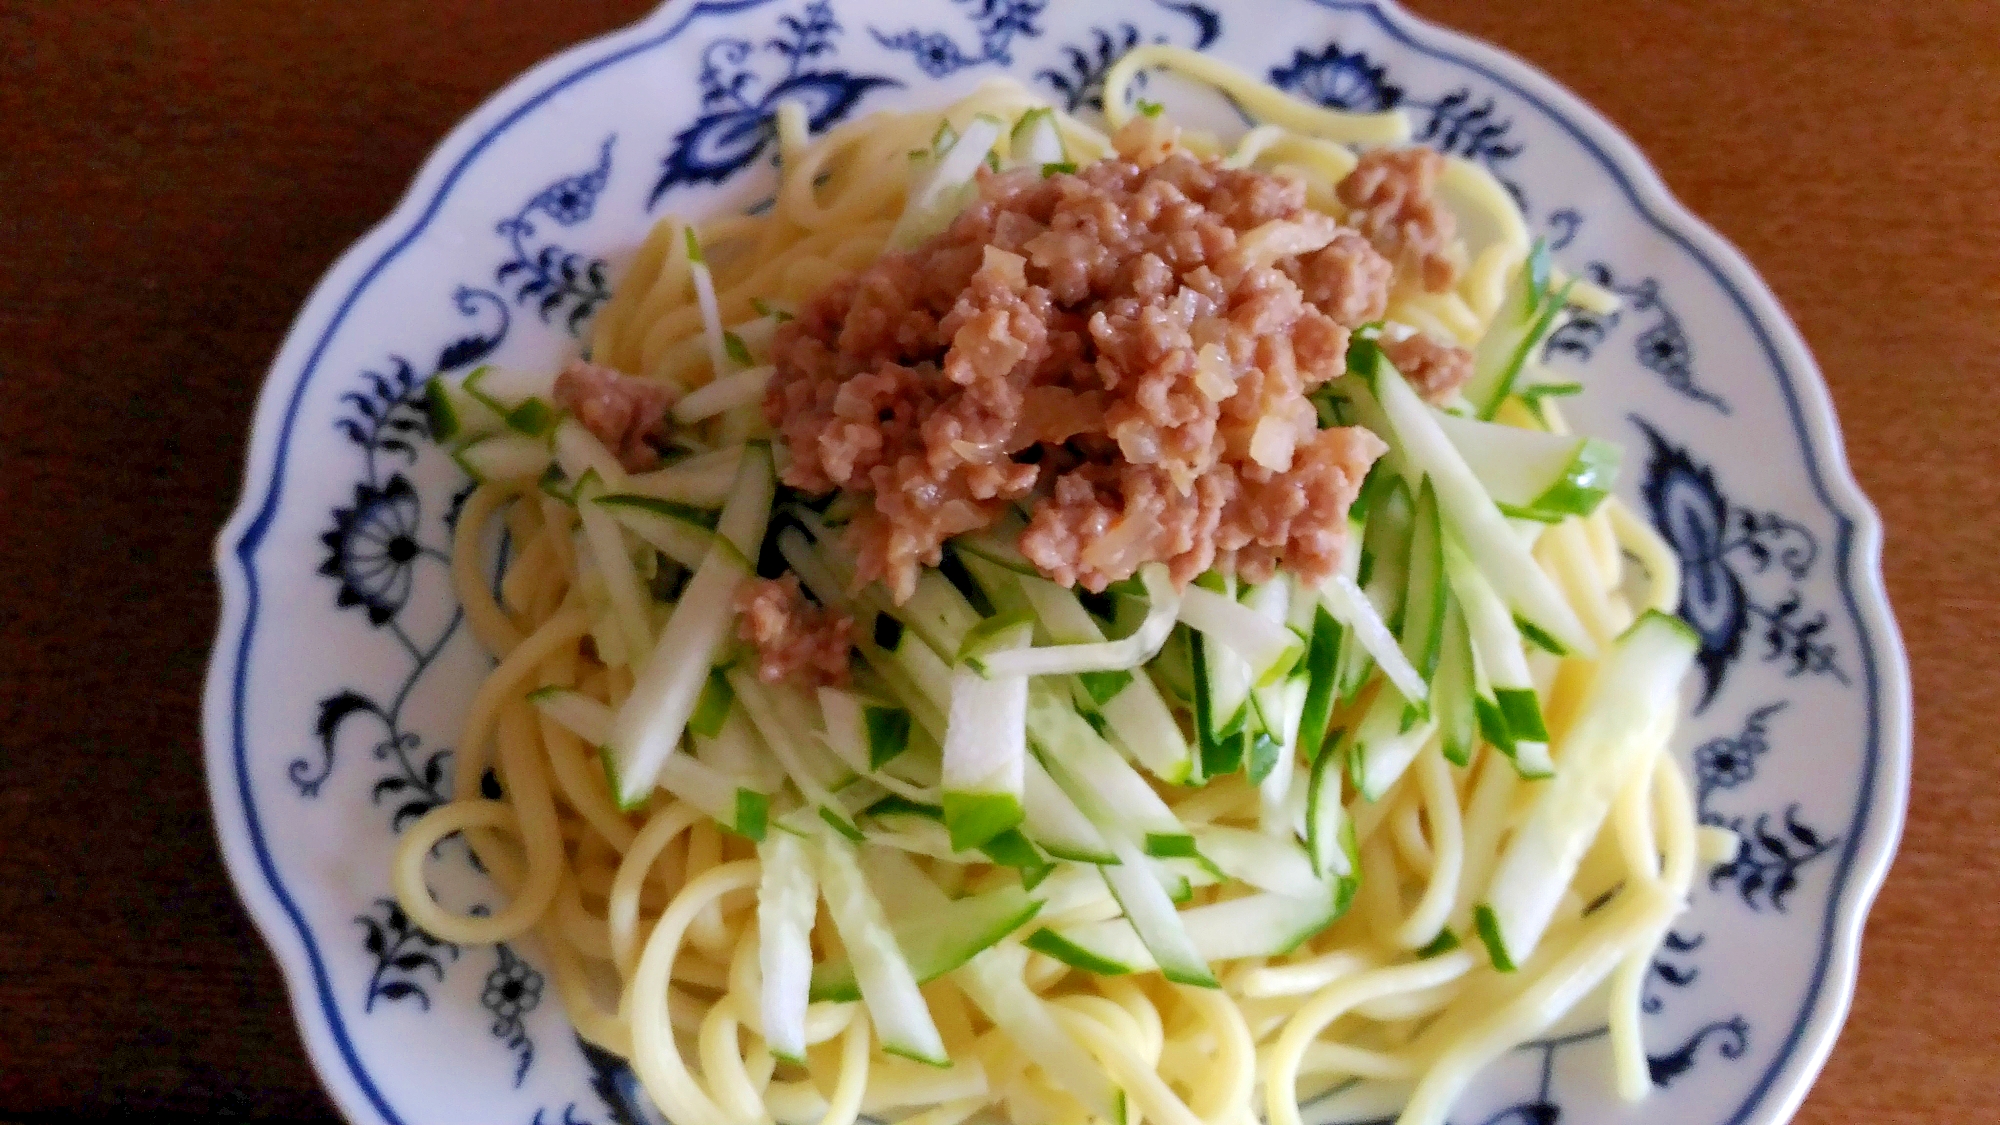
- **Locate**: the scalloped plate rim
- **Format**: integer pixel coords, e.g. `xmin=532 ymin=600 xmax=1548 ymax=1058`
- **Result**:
xmin=199 ymin=3 xmax=1913 ymax=1124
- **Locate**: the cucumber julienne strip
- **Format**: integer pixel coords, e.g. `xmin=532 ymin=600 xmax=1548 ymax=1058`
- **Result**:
xmin=1476 ymin=611 xmax=1696 ymax=971
xmin=620 ymin=447 xmax=743 ymax=508
xmin=1396 ymin=476 xmax=1448 ymax=713
xmin=674 ymin=364 xmax=773 ymax=424
xmin=891 ymin=114 xmax=1004 ymax=250
xmin=973 ymin=563 xmax=1179 ymax=677
xmin=1434 ymin=409 xmax=1622 ymax=520
xmin=527 ymin=685 xmax=612 ymax=746
xmin=451 ymin=432 xmax=552 ymax=484
xmin=756 ymin=832 xmax=817 ymax=1063
xmin=956 ymin=945 xmax=1126 ymax=1124
xmin=942 ymin=622 xmax=1032 ymax=851
xmin=1030 ymin=888 xmax=1346 ymax=976
xmin=689 ymin=670 xmax=734 ymax=739
xmin=551 ymin=417 xmax=628 ymax=491
xmin=1462 ymin=239 xmax=1566 ymax=418
xmin=603 ymin=446 xmax=773 ymax=807
xmin=999 ymin=562 xmax=1191 ymax=783
xmin=812 ymin=832 xmax=951 ymax=1065
xmin=574 ymin=472 xmax=655 ymax=670
xmin=1027 ymin=684 xmax=1193 ymax=858
xmin=1020 ymin=753 xmax=1116 ymax=864
xmin=684 ymin=227 xmax=732 ymax=381
xmin=1433 ymin=590 xmax=1478 ymax=767
xmin=1348 ymin=338 xmax=1594 ymax=657
xmin=1443 ymin=539 xmax=1552 ymax=778
xmin=1177 ymin=584 xmax=1304 ymax=686
xmin=1318 ymin=573 xmax=1427 ymax=703
xmin=809 ymin=881 xmax=1044 ymax=1003
xmin=1099 ymin=835 xmax=1217 ymax=987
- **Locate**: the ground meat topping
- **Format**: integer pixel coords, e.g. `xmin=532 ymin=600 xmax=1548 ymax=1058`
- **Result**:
xmin=734 ymin=575 xmax=854 ymax=689
xmin=767 ymin=119 xmax=1409 ymax=599
xmin=1335 ymin=147 xmax=1461 ymax=293
xmin=1384 ymin=331 xmax=1476 ymax=405
xmin=1279 ymin=228 xmax=1394 ymax=328
xmin=552 ymin=359 xmax=677 ymax=472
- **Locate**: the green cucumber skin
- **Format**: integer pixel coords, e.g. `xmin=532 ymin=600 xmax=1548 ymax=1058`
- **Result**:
xmin=1515 ymin=615 xmax=1570 ymax=657
xmin=1474 ymin=904 xmax=1517 ymax=972
xmin=818 ymin=807 xmax=867 ymax=842
xmin=1304 ymin=736 xmax=1343 ymax=879
xmin=880 ymin=1043 xmax=953 ymax=1069
xmin=942 ymin=791 xmax=1027 ymax=852
xmin=864 ymin=706 xmax=913 ymax=769
xmin=1527 ymin=437 xmax=1621 ymax=517
xmin=1024 ymin=927 xmax=1136 ymax=976
xmin=732 ymin=789 xmax=769 ymax=842
xmin=1296 ymin=606 xmax=1344 ymax=761
xmin=1494 ymin=688 xmax=1549 ymax=742
xmin=687 ymin=670 xmax=735 ymax=739
xmin=1417 ymin=926 xmax=1461 ymax=959
xmin=1434 ymin=593 xmax=1478 ymax=768
xmin=813 ymin=891 xmax=1045 ymax=1003
xmin=1399 ymin=477 xmax=1447 ymax=691
xmin=425 ymin=377 xmax=462 ymax=442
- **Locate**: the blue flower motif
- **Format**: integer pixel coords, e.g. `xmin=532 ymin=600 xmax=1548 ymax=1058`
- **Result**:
xmin=882 ymin=29 xmax=976 ymax=78
xmin=1695 ymin=735 xmax=1758 ymax=791
xmin=320 ymin=475 xmax=424 ymax=625
xmin=873 ymin=0 xmax=1047 ymax=77
xmin=1547 ymin=265 xmax=1728 ymax=411
xmin=650 ymin=2 xmax=899 ymax=206
xmin=1637 ymin=319 xmax=1695 ymax=387
xmin=1269 ymin=42 xmax=1403 ymax=112
xmin=481 ymin=943 xmax=546 ymax=1086
xmin=496 ymin=142 xmax=616 ymax=334
xmin=1635 ymin=420 xmax=1841 ymax=708
xmin=482 ymin=951 xmax=545 ymax=1023
xmin=1038 ymin=2 xmax=1220 ymax=112
xmin=1636 ymin=421 xmax=1745 ymax=707
xmin=523 ymin=136 xmax=613 ymax=226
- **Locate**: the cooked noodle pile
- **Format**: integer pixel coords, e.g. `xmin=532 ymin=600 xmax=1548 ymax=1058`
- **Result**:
xmin=394 ymin=47 xmax=1724 ymax=1125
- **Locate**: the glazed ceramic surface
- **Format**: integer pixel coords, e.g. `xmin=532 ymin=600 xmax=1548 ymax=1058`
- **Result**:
xmin=203 ymin=3 xmax=1910 ymax=1122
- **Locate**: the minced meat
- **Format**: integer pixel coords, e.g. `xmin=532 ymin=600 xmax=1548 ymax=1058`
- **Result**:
xmin=765 ymin=117 xmax=1434 ymax=600
xmin=1335 ymin=147 xmax=1461 ymax=293
xmin=1384 ymin=331 xmax=1476 ymax=404
xmin=734 ymin=575 xmax=853 ymax=688
xmin=552 ymin=359 xmax=676 ymax=472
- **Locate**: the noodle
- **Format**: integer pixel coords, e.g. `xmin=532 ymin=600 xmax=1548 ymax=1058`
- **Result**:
xmin=396 ymin=48 xmax=1702 ymax=1125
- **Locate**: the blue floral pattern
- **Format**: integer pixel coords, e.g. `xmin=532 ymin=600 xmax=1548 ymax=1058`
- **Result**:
xmin=235 ymin=6 xmax=1891 ymax=1124
xmin=356 ymin=898 xmax=459 ymax=1012
xmin=1269 ymin=41 xmax=1401 ymax=113
xmin=497 ymin=136 xmax=617 ymax=334
xmin=1635 ymin=419 xmax=1847 ymax=709
xmin=649 ymin=2 xmax=898 ymax=206
xmin=1694 ymin=703 xmax=1840 ymax=912
xmin=1270 ymin=35 xmax=1528 ymax=208
xmin=293 ymin=143 xmax=637 ymax=1097
xmin=1548 ymin=264 xmax=1729 ymax=411
xmin=1038 ymin=0 xmax=1220 ymax=111
xmin=483 ymin=943 xmax=547 ymax=1087
xmin=872 ymin=0 xmax=1047 ymax=77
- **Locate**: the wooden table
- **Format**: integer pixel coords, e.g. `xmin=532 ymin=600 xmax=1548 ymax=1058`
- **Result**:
xmin=1 ymin=2 xmax=1990 ymax=1121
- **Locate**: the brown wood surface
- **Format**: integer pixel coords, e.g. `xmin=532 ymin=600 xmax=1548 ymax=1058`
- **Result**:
xmin=0 ymin=2 xmax=1991 ymax=1121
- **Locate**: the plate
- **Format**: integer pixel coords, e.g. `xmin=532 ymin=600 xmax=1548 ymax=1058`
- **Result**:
xmin=202 ymin=2 xmax=1911 ymax=1122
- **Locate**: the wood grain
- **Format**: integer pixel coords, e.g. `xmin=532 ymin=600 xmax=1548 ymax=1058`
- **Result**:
xmin=0 ymin=1 xmax=1990 ymax=1121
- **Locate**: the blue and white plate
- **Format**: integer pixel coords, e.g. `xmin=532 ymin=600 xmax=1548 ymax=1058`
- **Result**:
xmin=202 ymin=2 xmax=1911 ymax=1122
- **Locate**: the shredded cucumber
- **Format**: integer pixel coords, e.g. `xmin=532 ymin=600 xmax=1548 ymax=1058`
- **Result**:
xmin=1476 ymin=611 xmax=1696 ymax=970
xmin=756 ymin=832 xmax=817 ymax=1062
